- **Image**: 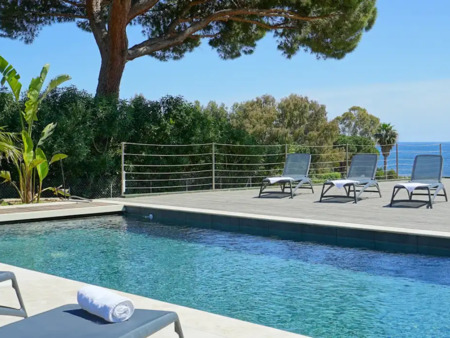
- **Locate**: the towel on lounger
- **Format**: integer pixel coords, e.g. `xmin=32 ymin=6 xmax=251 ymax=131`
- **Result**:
xmin=265 ymin=177 xmax=294 ymax=184
xmin=396 ymin=182 xmax=431 ymax=193
xmin=330 ymin=179 xmax=360 ymax=189
xmin=77 ymin=285 xmax=135 ymax=323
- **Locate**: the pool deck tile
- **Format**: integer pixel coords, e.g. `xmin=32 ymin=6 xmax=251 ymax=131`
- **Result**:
xmin=0 ymin=263 xmax=305 ymax=338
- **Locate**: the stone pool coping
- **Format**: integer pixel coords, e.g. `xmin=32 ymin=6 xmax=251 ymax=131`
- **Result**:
xmin=0 ymin=201 xmax=123 ymax=223
xmin=0 ymin=263 xmax=304 ymax=338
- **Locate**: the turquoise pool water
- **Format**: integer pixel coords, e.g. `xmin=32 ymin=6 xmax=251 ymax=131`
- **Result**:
xmin=1 ymin=215 xmax=450 ymax=337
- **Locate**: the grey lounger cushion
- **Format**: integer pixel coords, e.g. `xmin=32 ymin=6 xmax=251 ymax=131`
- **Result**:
xmin=0 ymin=304 xmax=182 ymax=338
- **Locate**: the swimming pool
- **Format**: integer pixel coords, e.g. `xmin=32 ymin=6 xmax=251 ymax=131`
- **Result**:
xmin=1 ymin=215 xmax=450 ymax=337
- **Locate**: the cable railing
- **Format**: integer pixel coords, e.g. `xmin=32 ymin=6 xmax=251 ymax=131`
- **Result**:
xmin=121 ymin=142 xmax=446 ymax=195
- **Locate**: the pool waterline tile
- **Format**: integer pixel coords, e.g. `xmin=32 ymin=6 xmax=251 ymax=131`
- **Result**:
xmin=123 ymin=205 xmax=450 ymax=257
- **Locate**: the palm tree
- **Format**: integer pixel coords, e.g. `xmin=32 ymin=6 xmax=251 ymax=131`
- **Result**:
xmin=375 ymin=123 xmax=398 ymax=178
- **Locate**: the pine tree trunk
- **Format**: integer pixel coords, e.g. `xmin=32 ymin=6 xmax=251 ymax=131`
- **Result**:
xmin=91 ymin=0 xmax=130 ymax=98
xmin=96 ymin=52 xmax=126 ymax=97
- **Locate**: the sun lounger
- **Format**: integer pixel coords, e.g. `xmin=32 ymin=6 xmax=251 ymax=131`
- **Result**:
xmin=319 ymin=153 xmax=381 ymax=203
xmin=390 ymin=154 xmax=448 ymax=209
xmin=0 ymin=271 xmax=27 ymax=318
xmin=259 ymin=153 xmax=313 ymax=198
xmin=0 ymin=271 xmax=184 ymax=338
xmin=0 ymin=303 xmax=184 ymax=338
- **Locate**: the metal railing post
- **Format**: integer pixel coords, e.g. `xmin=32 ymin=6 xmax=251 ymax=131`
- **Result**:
xmin=396 ymin=143 xmax=399 ymax=177
xmin=345 ymin=143 xmax=349 ymax=175
xmin=440 ymin=143 xmax=442 ymax=156
xmin=212 ymin=143 xmax=216 ymax=191
xmin=285 ymin=144 xmax=288 ymax=159
xmin=121 ymin=142 xmax=125 ymax=196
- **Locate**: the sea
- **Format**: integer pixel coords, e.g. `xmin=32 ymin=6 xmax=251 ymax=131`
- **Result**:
xmin=377 ymin=142 xmax=450 ymax=177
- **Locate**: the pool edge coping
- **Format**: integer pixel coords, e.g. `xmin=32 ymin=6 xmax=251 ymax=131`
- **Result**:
xmin=0 ymin=203 xmax=124 ymax=224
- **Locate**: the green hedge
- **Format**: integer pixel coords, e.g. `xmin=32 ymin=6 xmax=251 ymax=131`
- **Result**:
xmin=0 ymin=87 xmax=381 ymax=198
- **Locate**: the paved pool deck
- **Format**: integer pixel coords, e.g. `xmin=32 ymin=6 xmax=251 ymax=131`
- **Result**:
xmin=0 ymin=263 xmax=303 ymax=338
xmin=0 ymin=201 xmax=123 ymax=223
xmin=105 ymin=179 xmax=450 ymax=239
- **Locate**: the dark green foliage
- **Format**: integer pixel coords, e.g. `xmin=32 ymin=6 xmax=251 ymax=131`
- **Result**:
xmin=230 ymin=94 xmax=339 ymax=146
xmin=334 ymin=135 xmax=379 ymax=155
xmin=0 ymin=87 xmax=259 ymax=197
xmin=0 ymin=87 xmax=389 ymax=197
xmin=312 ymin=172 xmax=341 ymax=183
xmin=0 ymin=1 xmax=377 ymax=60
xmin=376 ymin=168 xmax=398 ymax=179
xmin=334 ymin=106 xmax=380 ymax=139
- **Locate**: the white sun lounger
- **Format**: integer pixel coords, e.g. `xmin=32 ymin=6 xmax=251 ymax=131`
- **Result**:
xmin=259 ymin=153 xmax=313 ymax=198
xmin=319 ymin=153 xmax=381 ymax=203
xmin=390 ymin=154 xmax=448 ymax=209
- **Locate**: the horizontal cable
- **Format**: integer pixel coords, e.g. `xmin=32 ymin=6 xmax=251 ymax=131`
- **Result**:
xmin=215 ymin=162 xmax=284 ymax=166
xmin=216 ymin=175 xmax=267 ymax=179
xmin=215 ymin=152 xmax=285 ymax=157
xmin=126 ymin=176 xmax=212 ymax=182
xmin=215 ymin=169 xmax=280 ymax=173
xmin=311 ymin=160 xmax=345 ymax=165
xmin=398 ymin=143 xmax=441 ymax=147
xmin=311 ymin=173 xmax=343 ymax=176
xmin=126 ymin=183 xmax=212 ymax=190
xmin=310 ymin=153 xmax=344 ymax=156
xmin=218 ymin=182 xmax=258 ymax=186
xmin=215 ymin=143 xmax=284 ymax=148
xmin=124 ymin=152 xmax=212 ymax=157
xmin=124 ymin=163 xmax=212 ymax=167
xmin=396 ymin=150 xmax=440 ymax=153
xmin=125 ymin=170 xmax=212 ymax=175
xmin=124 ymin=142 xmax=212 ymax=147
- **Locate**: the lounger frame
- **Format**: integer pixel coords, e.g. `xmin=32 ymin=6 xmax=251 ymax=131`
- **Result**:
xmin=259 ymin=153 xmax=314 ymax=198
xmin=319 ymin=154 xmax=381 ymax=204
xmin=319 ymin=179 xmax=381 ymax=204
xmin=0 ymin=271 xmax=28 ymax=318
xmin=390 ymin=155 xmax=448 ymax=209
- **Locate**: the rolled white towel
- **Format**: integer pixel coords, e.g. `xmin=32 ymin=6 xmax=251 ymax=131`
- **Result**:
xmin=77 ymin=285 xmax=135 ymax=323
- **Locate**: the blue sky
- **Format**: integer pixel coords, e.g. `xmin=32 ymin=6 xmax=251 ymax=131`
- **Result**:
xmin=1 ymin=0 xmax=450 ymax=141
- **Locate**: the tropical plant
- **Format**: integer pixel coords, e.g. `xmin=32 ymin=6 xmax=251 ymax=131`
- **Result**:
xmin=374 ymin=123 xmax=398 ymax=178
xmin=0 ymin=56 xmax=70 ymax=203
xmin=0 ymin=127 xmax=19 ymax=161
